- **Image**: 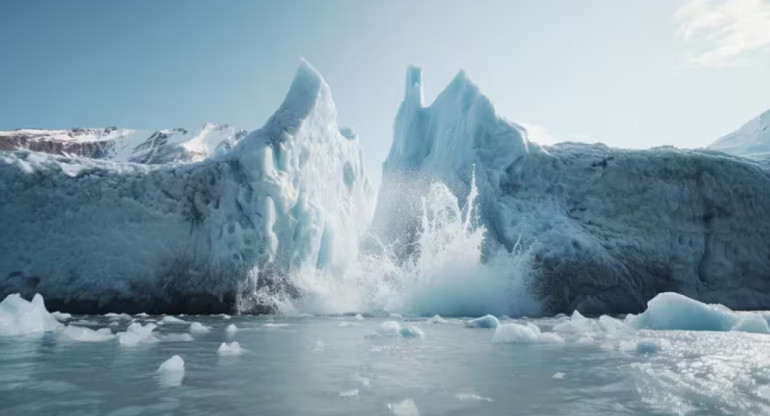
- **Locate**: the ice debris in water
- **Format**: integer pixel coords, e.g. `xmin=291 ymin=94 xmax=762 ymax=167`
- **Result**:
xmin=263 ymin=323 xmax=289 ymax=328
xmin=217 ymin=341 xmax=244 ymax=356
xmin=161 ymin=316 xmax=187 ymax=324
xmin=0 ymin=293 xmax=111 ymax=342
xmin=388 ymin=399 xmax=420 ymax=416
xmin=636 ymin=339 xmax=665 ymax=355
xmin=105 ymin=313 xmax=132 ymax=320
xmin=51 ymin=311 xmax=72 ymax=322
xmin=116 ymin=322 xmax=158 ymax=346
xmin=455 ymin=393 xmax=494 ymax=402
xmin=339 ymin=389 xmax=359 ymax=397
xmin=61 ymin=326 xmax=115 ymax=342
xmin=466 ymin=315 xmax=500 ymax=328
xmin=629 ymin=292 xmax=770 ymax=334
xmin=430 ymin=315 xmax=448 ymax=324
xmin=134 ymin=312 xmax=149 ymax=318
xmin=159 ymin=333 xmax=194 ymax=342
xmin=157 ymin=355 xmax=185 ymax=387
xmin=225 ymin=324 xmax=238 ymax=336
xmin=492 ymin=323 xmax=564 ymax=344
xmin=552 ymin=372 xmax=566 ymax=379
xmin=371 ymin=321 xmax=425 ymax=339
xmin=189 ymin=322 xmax=211 ymax=334
xmin=355 ymin=314 xmax=365 ymax=321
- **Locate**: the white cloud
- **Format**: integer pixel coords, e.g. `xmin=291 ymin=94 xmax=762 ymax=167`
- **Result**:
xmin=675 ymin=0 xmax=770 ymax=67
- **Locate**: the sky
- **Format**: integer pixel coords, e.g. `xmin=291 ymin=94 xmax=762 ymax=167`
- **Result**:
xmin=1 ymin=0 xmax=769 ymax=187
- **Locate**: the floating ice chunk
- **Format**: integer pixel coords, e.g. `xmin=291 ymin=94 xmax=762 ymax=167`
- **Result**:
xmin=0 ymin=294 xmax=63 ymax=336
xmin=108 ymin=321 xmax=119 ymax=327
xmin=159 ymin=333 xmax=194 ymax=342
xmin=355 ymin=314 xmax=365 ymax=321
xmin=388 ymin=399 xmax=419 ymax=416
xmin=220 ymin=314 xmax=232 ymax=320
xmin=552 ymin=372 xmax=566 ymax=379
xmin=161 ymin=316 xmax=186 ymax=324
xmin=217 ymin=341 xmax=244 ymax=356
xmin=263 ymin=323 xmax=289 ymax=328
xmin=492 ymin=323 xmax=564 ymax=344
xmin=630 ymin=292 xmax=769 ymax=334
xmin=61 ymin=325 xmax=115 ymax=342
xmin=116 ymin=322 xmax=157 ymax=346
xmin=339 ymin=389 xmax=359 ymax=397
xmin=467 ymin=315 xmax=499 ymax=328
xmin=189 ymin=322 xmax=211 ymax=334
xmin=455 ymin=393 xmax=494 ymax=402
xmin=157 ymin=355 xmax=184 ymax=387
xmin=51 ymin=311 xmax=72 ymax=322
xmin=732 ymin=313 xmax=770 ymax=334
xmin=225 ymin=324 xmax=238 ymax=336
xmin=134 ymin=312 xmax=149 ymax=318
xmin=430 ymin=315 xmax=448 ymax=324
xmin=106 ymin=313 xmax=132 ymax=321
xmin=372 ymin=321 xmax=425 ymax=338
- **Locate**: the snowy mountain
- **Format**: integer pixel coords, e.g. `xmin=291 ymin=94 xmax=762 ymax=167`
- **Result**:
xmin=0 ymin=61 xmax=371 ymax=314
xmin=0 ymin=124 xmax=248 ymax=164
xmin=708 ymin=109 xmax=770 ymax=159
xmin=372 ymin=67 xmax=770 ymax=315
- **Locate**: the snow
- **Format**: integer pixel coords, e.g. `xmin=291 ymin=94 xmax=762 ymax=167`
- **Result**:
xmin=217 ymin=341 xmax=244 ymax=356
xmin=189 ymin=322 xmax=211 ymax=334
xmin=225 ymin=324 xmax=238 ymax=336
xmin=709 ymin=109 xmax=770 ymax=159
xmin=629 ymin=292 xmax=770 ymax=334
xmin=371 ymin=321 xmax=425 ymax=339
xmin=0 ymin=60 xmax=371 ymax=314
xmin=492 ymin=323 xmax=564 ymax=344
xmin=371 ymin=67 xmax=770 ymax=315
xmin=466 ymin=315 xmax=500 ymax=328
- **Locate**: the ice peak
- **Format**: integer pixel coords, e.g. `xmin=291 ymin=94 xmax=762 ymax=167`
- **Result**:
xmin=404 ymin=66 xmax=424 ymax=108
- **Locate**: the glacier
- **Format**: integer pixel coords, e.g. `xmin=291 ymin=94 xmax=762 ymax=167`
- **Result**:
xmin=371 ymin=67 xmax=770 ymax=315
xmin=0 ymin=124 xmax=247 ymax=164
xmin=0 ymin=61 xmax=371 ymax=314
xmin=708 ymin=108 xmax=770 ymax=160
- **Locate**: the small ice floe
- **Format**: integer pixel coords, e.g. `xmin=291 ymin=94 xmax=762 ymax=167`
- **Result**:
xmin=339 ymin=389 xmax=359 ymax=397
xmin=552 ymin=372 xmax=566 ymax=379
xmin=492 ymin=323 xmax=564 ymax=344
xmin=134 ymin=312 xmax=149 ymax=318
xmin=263 ymin=323 xmax=289 ymax=328
xmin=430 ymin=315 xmax=448 ymax=324
xmin=217 ymin=341 xmax=244 ymax=356
xmin=355 ymin=314 xmax=365 ymax=321
xmin=369 ymin=321 xmax=425 ymax=339
xmin=51 ymin=311 xmax=72 ymax=322
xmin=388 ymin=399 xmax=419 ymax=416
xmin=70 ymin=319 xmax=99 ymax=326
xmin=116 ymin=322 xmax=158 ymax=346
xmin=455 ymin=393 xmax=494 ymax=402
xmin=189 ymin=322 xmax=211 ymax=334
xmin=225 ymin=324 xmax=238 ymax=336
xmin=60 ymin=326 xmax=114 ymax=342
xmin=157 ymin=355 xmax=184 ymax=387
xmin=629 ymin=292 xmax=770 ymax=334
xmin=466 ymin=315 xmax=500 ymax=328
xmin=161 ymin=316 xmax=186 ymax=324
xmin=159 ymin=333 xmax=194 ymax=342
xmin=219 ymin=314 xmax=232 ymax=320
xmin=105 ymin=313 xmax=132 ymax=321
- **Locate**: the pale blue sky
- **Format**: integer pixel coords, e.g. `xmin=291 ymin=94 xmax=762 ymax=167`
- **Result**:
xmin=1 ymin=0 xmax=769 ymax=186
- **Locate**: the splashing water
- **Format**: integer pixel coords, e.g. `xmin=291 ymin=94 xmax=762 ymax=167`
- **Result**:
xmin=278 ymin=171 xmax=540 ymax=317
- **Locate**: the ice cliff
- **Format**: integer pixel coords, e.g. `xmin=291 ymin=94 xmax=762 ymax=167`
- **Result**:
xmin=371 ymin=67 xmax=770 ymax=314
xmin=0 ymin=61 xmax=371 ymax=313
xmin=708 ymin=109 xmax=770 ymax=160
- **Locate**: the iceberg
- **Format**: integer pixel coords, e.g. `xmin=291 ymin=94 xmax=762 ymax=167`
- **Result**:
xmin=466 ymin=315 xmax=500 ymax=328
xmin=708 ymin=109 xmax=770 ymax=160
xmin=371 ymin=67 xmax=770 ymax=315
xmin=0 ymin=60 xmax=371 ymax=314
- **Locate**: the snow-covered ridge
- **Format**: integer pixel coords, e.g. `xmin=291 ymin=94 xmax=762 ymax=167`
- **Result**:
xmin=0 ymin=124 xmax=248 ymax=164
xmin=0 ymin=61 xmax=371 ymax=314
xmin=708 ymin=108 xmax=770 ymax=160
xmin=372 ymin=67 xmax=770 ymax=314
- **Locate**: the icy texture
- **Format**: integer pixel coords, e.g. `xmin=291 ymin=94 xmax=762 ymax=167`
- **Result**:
xmin=466 ymin=314 xmax=500 ymax=328
xmin=709 ymin=109 xmax=770 ymax=159
xmin=217 ymin=341 xmax=244 ymax=356
xmin=492 ymin=322 xmax=564 ymax=344
xmin=0 ymin=124 xmax=247 ymax=164
xmin=0 ymin=294 xmax=63 ymax=336
xmin=629 ymin=292 xmax=770 ymax=334
xmin=0 ymin=60 xmax=371 ymax=314
xmin=372 ymin=67 xmax=770 ymax=314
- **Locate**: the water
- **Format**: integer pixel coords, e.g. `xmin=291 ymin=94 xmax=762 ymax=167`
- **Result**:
xmin=2 ymin=314 xmax=770 ymax=415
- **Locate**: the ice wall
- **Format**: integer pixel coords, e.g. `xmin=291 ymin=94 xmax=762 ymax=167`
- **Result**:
xmin=0 ymin=61 xmax=371 ymax=314
xmin=372 ymin=68 xmax=770 ymax=314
